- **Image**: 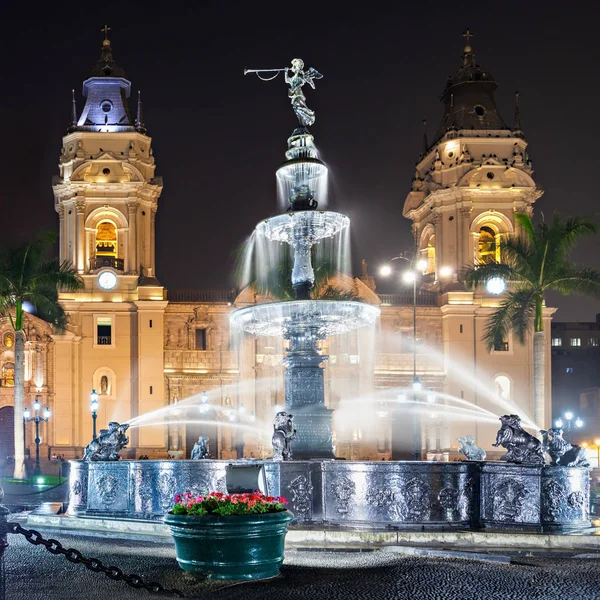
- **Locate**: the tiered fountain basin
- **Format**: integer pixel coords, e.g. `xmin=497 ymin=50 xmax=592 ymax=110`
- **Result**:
xmin=256 ymin=211 xmax=349 ymax=244
xmin=68 ymin=459 xmax=591 ymax=532
xmin=230 ymin=300 xmax=380 ymax=337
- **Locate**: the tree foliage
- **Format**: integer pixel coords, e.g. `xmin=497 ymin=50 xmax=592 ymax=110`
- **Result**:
xmin=461 ymin=212 xmax=600 ymax=350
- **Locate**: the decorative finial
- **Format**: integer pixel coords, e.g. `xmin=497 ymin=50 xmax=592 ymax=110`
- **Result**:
xmin=513 ymin=90 xmax=522 ymax=131
xmin=462 ymin=28 xmax=473 ymax=51
xmin=70 ymin=89 xmax=77 ymax=127
xmin=135 ymin=90 xmax=146 ymax=132
xmin=101 ymin=24 xmax=111 ymax=45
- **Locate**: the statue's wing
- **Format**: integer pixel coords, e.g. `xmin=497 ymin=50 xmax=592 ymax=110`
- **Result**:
xmin=305 ymin=67 xmax=323 ymax=89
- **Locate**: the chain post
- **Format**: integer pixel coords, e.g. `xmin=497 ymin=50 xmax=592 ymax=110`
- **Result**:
xmin=0 ymin=485 xmax=9 ymax=600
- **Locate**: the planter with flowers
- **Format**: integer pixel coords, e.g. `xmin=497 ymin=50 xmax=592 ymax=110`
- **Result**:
xmin=163 ymin=491 xmax=293 ymax=580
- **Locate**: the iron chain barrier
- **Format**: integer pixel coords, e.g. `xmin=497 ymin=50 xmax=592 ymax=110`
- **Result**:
xmin=0 ymin=512 xmax=184 ymax=598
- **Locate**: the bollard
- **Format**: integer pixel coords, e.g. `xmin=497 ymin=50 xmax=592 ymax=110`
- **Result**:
xmin=0 ymin=485 xmax=8 ymax=600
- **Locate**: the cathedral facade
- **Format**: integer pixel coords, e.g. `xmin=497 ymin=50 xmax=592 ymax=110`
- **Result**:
xmin=0 ymin=35 xmax=553 ymax=468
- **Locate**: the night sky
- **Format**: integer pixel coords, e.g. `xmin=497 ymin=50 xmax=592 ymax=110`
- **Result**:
xmin=2 ymin=2 xmax=599 ymax=321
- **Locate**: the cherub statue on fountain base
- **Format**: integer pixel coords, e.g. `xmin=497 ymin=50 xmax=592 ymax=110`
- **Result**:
xmin=191 ymin=436 xmax=210 ymax=460
xmin=83 ymin=422 xmax=129 ymax=461
xmin=457 ymin=435 xmax=486 ymax=461
xmin=541 ymin=428 xmax=590 ymax=468
xmin=272 ymin=411 xmax=296 ymax=461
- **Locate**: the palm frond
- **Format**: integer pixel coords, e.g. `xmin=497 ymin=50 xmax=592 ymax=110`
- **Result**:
xmin=460 ymin=262 xmax=517 ymax=289
xmin=514 ymin=213 xmax=535 ymax=244
xmin=548 ymin=266 xmax=600 ymax=297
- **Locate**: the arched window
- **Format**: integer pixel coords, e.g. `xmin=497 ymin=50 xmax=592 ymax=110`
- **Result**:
xmin=96 ymin=221 xmax=117 ymax=257
xmin=3 ymin=332 xmax=14 ymax=348
xmin=478 ymin=226 xmax=499 ymax=263
xmin=1 ymin=363 xmax=15 ymax=387
xmin=494 ymin=375 xmax=511 ymax=400
xmin=419 ymin=227 xmax=436 ymax=275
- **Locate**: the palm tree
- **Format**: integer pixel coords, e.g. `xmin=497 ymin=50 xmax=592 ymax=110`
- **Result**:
xmin=462 ymin=212 xmax=600 ymax=428
xmin=0 ymin=233 xmax=82 ymax=479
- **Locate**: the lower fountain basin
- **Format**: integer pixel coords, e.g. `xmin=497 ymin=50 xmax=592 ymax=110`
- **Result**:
xmin=230 ymin=300 xmax=380 ymax=337
xmin=68 ymin=459 xmax=591 ymax=532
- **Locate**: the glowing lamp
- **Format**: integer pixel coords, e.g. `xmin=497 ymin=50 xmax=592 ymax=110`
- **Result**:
xmin=416 ymin=259 xmax=428 ymax=272
xmin=200 ymin=391 xmax=209 ymax=404
xmin=238 ymin=403 xmax=246 ymax=414
xmin=412 ymin=377 xmax=422 ymax=392
xmin=379 ymin=265 xmax=392 ymax=277
xmin=23 ymin=408 xmax=31 ymax=419
xmin=486 ymin=277 xmax=506 ymax=295
xmin=576 ymin=418 xmax=583 ymax=428
xmin=43 ymin=407 xmax=51 ymax=419
xmin=426 ymin=391 xmax=436 ymax=404
xmin=403 ymin=271 xmax=417 ymax=283
xmin=439 ymin=266 xmax=453 ymax=278
xmin=565 ymin=412 xmax=573 ymax=421
xmin=33 ymin=398 xmax=40 ymax=412
xmin=594 ymin=438 xmax=600 ymax=447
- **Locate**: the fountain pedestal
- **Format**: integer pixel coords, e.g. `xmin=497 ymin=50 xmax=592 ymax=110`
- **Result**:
xmin=283 ymin=321 xmax=334 ymax=459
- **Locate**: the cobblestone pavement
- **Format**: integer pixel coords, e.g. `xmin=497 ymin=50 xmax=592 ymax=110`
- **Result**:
xmin=3 ymin=527 xmax=600 ymax=600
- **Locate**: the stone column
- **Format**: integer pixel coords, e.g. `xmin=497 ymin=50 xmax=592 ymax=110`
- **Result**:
xmin=58 ymin=204 xmax=66 ymax=263
xmin=127 ymin=201 xmax=138 ymax=274
xmin=460 ymin=206 xmax=472 ymax=270
xmin=150 ymin=206 xmax=157 ymax=276
xmin=75 ymin=199 xmax=86 ymax=273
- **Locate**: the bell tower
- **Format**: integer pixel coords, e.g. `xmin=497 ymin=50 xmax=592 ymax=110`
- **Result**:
xmin=403 ymin=30 xmax=542 ymax=286
xmin=53 ymin=28 xmax=162 ymax=292
xmin=52 ymin=29 xmax=167 ymax=456
xmin=402 ymin=31 xmax=552 ymax=442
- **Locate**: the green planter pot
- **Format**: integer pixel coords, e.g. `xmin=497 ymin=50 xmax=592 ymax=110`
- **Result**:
xmin=163 ymin=510 xmax=294 ymax=580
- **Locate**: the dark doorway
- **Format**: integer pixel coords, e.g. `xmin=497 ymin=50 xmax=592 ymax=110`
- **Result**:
xmin=0 ymin=406 xmax=15 ymax=461
xmin=185 ymin=407 xmax=218 ymax=459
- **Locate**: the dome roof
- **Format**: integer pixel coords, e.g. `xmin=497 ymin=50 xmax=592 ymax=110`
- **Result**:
xmin=432 ymin=33 xmax=508 ymax=144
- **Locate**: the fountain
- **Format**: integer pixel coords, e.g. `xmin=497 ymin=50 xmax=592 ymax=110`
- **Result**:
xmin=62 ymin=60 xmax=591 ymax=534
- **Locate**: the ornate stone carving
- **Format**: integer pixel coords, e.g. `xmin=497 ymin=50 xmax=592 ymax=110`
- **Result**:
xmin=190 ymin=436 xmax=210 ymax=459
xmin=272 ymin=411 xmax=296 ymax=461
xmin=542 ymin=480 xmax=566 ymax=521
xmin=331 ymin=475 xmax=355 ymax=514
xmin=457 ymin=435 xmax=486 ymax=461
xmin=438 ymin=486 xmax=459 ymax=510
xmin=157 ymin=473 xmax=177 ymax=510
xmin=71 ymin=480 xmax=82 ymax=496
xmin=366 ymin=487 xmax=394 ymax=508
xmin=541 ymin=428 xmax=590 ymax=468
xmin=492 ymin=478 xmax=527 ymax=520
xmin=568 ymin=491 xmax=585 ymax=510
xmin=288 ymin=474 xmax=313 ymax=517
xmin=493 ymin=414 xmax=545 ymax=465
xmin=403 ymin=477 xmax=430 ymax=520
xmin=83 ymin=422 xmax=129 ymax=461
xmin=97 ymin=474 xmax=119 ymax=506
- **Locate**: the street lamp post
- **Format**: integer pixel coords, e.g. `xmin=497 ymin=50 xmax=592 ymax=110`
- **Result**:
xmin=555 ymin=411 xmax=583 ymax=444
xmin=90 ymin=389 xmax=99 ymax=440
xmin=380 ymin=252 xmax=427 ymax=460
xmin=23 ymin=395 xmax=51 ymax=476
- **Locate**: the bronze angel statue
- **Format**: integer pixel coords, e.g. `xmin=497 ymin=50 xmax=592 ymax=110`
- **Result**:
xmin=245 ymin=58 xmax=323 ymax=127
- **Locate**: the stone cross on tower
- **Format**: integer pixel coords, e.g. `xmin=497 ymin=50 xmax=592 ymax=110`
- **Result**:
xmin=101 ymin=24 xmax=111 ymax=40
xmin=462 ymin=28 xmax=473 ymax=47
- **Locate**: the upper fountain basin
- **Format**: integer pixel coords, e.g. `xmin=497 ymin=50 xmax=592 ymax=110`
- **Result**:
xmin=230 ymin=300 xmax=380 ymax=337
xmin=256 ymin=211 xmax=349 ymax=245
